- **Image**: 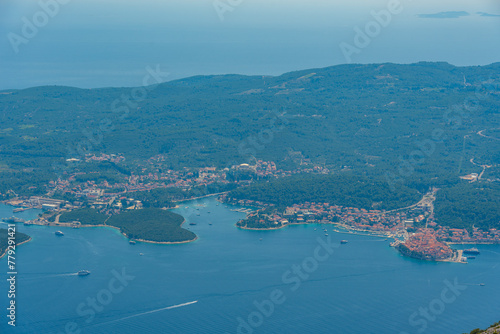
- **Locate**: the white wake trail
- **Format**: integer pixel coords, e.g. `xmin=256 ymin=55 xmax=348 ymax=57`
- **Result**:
xmin=91 ymin=300 xmax=198 ymax=327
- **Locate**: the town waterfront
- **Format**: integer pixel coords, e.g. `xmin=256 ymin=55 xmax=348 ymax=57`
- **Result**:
xmin=0 ymin=198 xmax=499 ymax=333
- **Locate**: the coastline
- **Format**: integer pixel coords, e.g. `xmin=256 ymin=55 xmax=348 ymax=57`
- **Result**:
xmin=447 ymin=241 xmax=500 ymax=245
xmin=237 ymin=221 xmax=393 ymax=239
xmin=173 ymin=192 xmax=228 ymax=203
xmin=237 ymin=224 xmax=286 ymax=231
xmin=0 ymin=236 xmax=32 ymax=260
xmin=83 ymin=223 xmax=198 ymax=245
xmin=27 ymin=220 xmax=198 ymax=245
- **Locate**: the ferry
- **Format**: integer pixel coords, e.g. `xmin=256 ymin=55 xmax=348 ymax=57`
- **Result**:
xmin=55 ymin=231 xmax=64 ymax=236
xmin=463 ymin=248 xmax=480 ymax=255
xmin=77 ymin=270 xmax=91 ymax=276
xmin=340 ymin=240 xmax=348 ymax=244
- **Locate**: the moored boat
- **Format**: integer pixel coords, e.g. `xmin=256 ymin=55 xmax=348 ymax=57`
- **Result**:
xmin=463 ymin=248 xmax=480 ymax=255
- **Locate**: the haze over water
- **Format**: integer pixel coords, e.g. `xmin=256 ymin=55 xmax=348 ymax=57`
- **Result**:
xmin=1 ymin=0 xmax=499 ymax=89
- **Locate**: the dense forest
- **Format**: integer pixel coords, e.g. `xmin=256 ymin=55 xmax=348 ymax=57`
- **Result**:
xmin=58 ymin=208 xmax=109 ymax=225
xmin=0 ymin=228 xmax=30 ymax=258
xmin=434 ymin=182 xmax=500 ymax=231
xmin=57 ymin=207 xmax=194 ymax=242
xmin=228 ymin=173 xmax=421 ymax=211
xmin=106 ymin=208 xmax=195 ymax=243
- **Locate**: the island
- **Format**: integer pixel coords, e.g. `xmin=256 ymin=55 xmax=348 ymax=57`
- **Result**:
xmin=30 ymin=207 xmax=196 ymax=244
xmin=0 ymin=229 xmax=31 ymax=259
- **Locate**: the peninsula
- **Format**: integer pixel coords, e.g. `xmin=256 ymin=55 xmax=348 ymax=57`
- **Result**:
xmin=28 ymin=208 xmax=196 ymax=244
xmin=0 ymin=228 xmax=31 ymax=259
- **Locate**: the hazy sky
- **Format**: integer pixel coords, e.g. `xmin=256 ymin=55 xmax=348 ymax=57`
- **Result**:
xmin=0 ymin=0 xmax=499 ymax=89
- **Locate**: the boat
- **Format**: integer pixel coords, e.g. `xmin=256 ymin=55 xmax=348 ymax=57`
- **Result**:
xmin=139 ymin=253 xmax=144 ymax=256
xmin=189 ymin=222 xmax=197 ymax=226
xmin=13 ymin=207 xmax=28 ymax=213
xmin=480 ymin=283 xmax=485 ymax=286
xmin=208 ymin=223 xmax=212 ymax=225
xmin=129 ymin=240 xmax=136 ymax=245
xmin=463 ymin=248 xmax=480 ymax=255
xmin=77 ymin=270 xmax=91 ymax=276
xmin=55 ymin=231 xmax=64 ymax=236
xmin=467 ymin=256 xmax=476 ymax=259
xmin=2 ymin=216 xmax=25 ymax=224
xmin=324 ymin=233 xmax=328 ymax=236
xmin=341 ymin=240 xmax=348 ymax=244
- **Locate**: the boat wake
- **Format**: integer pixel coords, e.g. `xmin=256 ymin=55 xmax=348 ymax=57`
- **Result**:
xmin=17 ymin=272 xmax=80 ymax=280
xmin=91 ymin=300 xmax=198 ymax=327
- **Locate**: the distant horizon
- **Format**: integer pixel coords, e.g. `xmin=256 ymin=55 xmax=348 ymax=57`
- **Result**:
xmin=2 ymin=0 xmax=499 ymax=90
xmin=2 ymin=59 xmax=500 ymax=91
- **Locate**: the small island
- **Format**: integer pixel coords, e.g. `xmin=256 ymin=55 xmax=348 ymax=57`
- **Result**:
xmin=31 ymin=208 xmax=196 ymax=244
xmin=0 ymin=229 xmax=31 ymax=259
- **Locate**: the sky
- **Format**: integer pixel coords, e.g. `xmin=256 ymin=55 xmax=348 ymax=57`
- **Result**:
xmin=0 ymin=0 xmax=499 ymax=89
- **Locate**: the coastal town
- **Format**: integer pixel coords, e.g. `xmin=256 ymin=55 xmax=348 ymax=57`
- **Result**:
xmin=221 ymin=188 xmax=500 ymax=262
xmin=2 ymin=155 xmax=499 ymax=263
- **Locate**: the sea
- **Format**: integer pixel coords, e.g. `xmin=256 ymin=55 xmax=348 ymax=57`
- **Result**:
xmin=0 ymin=198 xmax=499 ymax=334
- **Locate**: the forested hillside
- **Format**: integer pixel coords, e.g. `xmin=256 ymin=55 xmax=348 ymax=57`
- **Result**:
xmin=1 ymin=62 xmax=499 ymax=229
xmin=228 ymin=173 xmax=421 ymax=211
xmin=434 ymin=183 xmax=500 ymax=230
xmin=1 ymin=62 xmax=499 ymax=193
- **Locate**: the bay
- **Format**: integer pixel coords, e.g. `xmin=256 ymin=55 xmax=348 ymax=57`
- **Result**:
xmin=0 ymin=199 xmax=498 ymax=333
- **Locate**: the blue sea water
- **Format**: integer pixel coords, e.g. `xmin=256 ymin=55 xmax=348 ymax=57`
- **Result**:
xmin=0 ymin=198 xmax=499 ymax=334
